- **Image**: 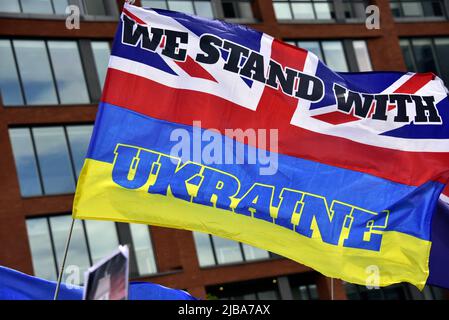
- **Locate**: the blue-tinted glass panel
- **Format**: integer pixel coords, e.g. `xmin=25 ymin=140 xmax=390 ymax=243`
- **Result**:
xmin=400 ymin=39 xmax=416 ymax=71
xmin=50 ymin=215 xmax=91 ymax=279
xmin=411 ymin=38 xmax=438 ymax=74
xmin=32 ymin=127 xmax=76 ymax=195
xmin=53 ymin=0 xmax=69 ymax=14
xmin=434 ymin=38 xmax=449 ymax=84
xmin=21 ymin=0 xmax=53 ymax=14
xmin=130 ymin=224 xmax=157 ymax=275
xmin=353 ymin=40 xmax=372 ymax=72
xmin=194 ymin=1 xmax=214 ymax=18
xmin=91 ymin=41 xmax=110 ymax=88
xmin=291 ymin=3 xmax=315 ymax=19
xmin=0 ymin=1 xmax=21 ymax=13
xmin=66 ymin=125 xmax=93 ymax=178
xmin=242 ymin=243 xmax=270 ymax=261
xmin=141 ymin=0 xmax=168 ymax=9
xmin=85 ymin=220 xmax=119 ymax=263
xmin=9 ymin=128 xmax=43 ymax=197
xmin=314 ymin=2 xmax=333 ymax=19
xmin=193 ymin=232 xmax=215 ymax=266
xmin=211 ymin=236 xmax=243 ymax=264
xmin=168 ymin=1 xmax=195 ymax=14
xmin=0 ymin=40 xmax=24 ymax=106
xmin=274 ymin=3 xmax=292 ymax=19
xmin=26 ymin=218 xmax=57 ymax=281
xmin=297 ymin=41 xmax=324 ymax=61
xmin=48 ymin=41 xmax=89 ymax=104
xmin=13 ymin=40 xmax=58 ymax=105
xmin=322 ymin=40 xmax=349 ymax=72
xmin=84 ymin=0 xmax=106 ymax=15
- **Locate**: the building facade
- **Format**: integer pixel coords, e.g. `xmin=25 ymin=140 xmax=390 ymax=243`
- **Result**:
xmin=0 ymin=0 xmax=448 ymax=300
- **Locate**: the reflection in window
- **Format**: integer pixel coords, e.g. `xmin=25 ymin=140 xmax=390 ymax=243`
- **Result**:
xmin=141 ymin=0 xmax=214 ymax=18
xmin=0 ymin=0 xmax=68 ymax=14
xmin=91 ymin=41 xmax=111 ymax=88
xmin=212 ymin=236 xmax=243 ymax=264
xmin=26 ymin=218 xmax=56 ymax=280
xmin=193 ymin=231 xmax=216 ymax=266
xmin=273 ymin=0 xmax=334 ymax=20
xmin=434 ymin=38 xmax=449 ymax=85
xmin=2 ymin=39 xmax=91 ymax=106
xmin=193 ymin=231 xmax=272 ymax=267
xmin=13 ymin=40 xmax=58 ymax=105
xmin=26 ymin=215 xmax=158 ymax=281
xmin=273 ymin=0 xmax=368 ymax=21
xmin=322 ymin=41 xmax=349 ymax=72
xmin=400 ymin=37 xmax=449 ymax=85
xmin=50 ymin=216 xmax=91 ymax=278
xmin=0 ymin=40 xmax=23 ymax=106
xmin=352 ymin=40 xmax=372 ymax=71
xmin=48 ymin=41 xmax=90 ymax=104
xmin=9 ymin=124 xmax=93 ymax=197
xmin=9 ymin=128 xmax=42 ymax=197
xmin=85 ymin=220 xmax=119 ymax=263
xmin=83 ymin=0 xmax=107 ymax=16
xmin=292 ymin=284 xmax=319 ymax=300
xmin=130 ymin=223 xmax=157 ymax=275
xmin=295 ymin=40 xmax=349 ymax=71
xmin=390 ymin=0 xmax=446 ymax=18
xmin=32 ymin=127 xmax=76 ymax=195
xmin=241 ymin=243 xmax=270 ymax=261
xmin=293 ymin=39 xmax=372 ymax=72
xmin=222 ymin=0 xmax=254 ymax=19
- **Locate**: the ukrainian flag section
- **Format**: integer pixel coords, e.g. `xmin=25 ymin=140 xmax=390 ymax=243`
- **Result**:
xmin=73 ymin=102 xmax=444 ymax=289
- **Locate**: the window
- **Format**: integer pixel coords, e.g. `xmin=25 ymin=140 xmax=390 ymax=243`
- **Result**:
xmin=90 ymin=41 xmax=111 ymax=88
xmin=400 ymin=37 xmax=449 ymax=85
xmin=141 ymin=0 xmax=214 ymax=18
xmin=288 ymin=39 xmax=372 ymax=72
xmin=0 ymin=41 xmax=24 ymax=106
xmin=221 ymin=0 xmax=254 ymax=19
xmin=288 ymin=274 xmax=320 ymax=299
xmin=273 ymin=0 xmax=367 ymax=21
xmin=0 ymin=0 xmax=68 ymax=14
xmin=0 ymin=0 xmax=118 ymax=17
xmin=130 ymin=223 xmax=157 ymax=275
xmin=207 ymin=278 xmax=280 ymax=300
xmin=193 ymin=231 xmax=271 ymax=267
xmin=142 ymin=0 xmax=254 ymax=19
xmin=0 ymin=39 xmax=91 ymax=106
xmin=26 ymin=215 xmax=158 ymax=281
xmin=390 ymin=0 xmax=446 ymax=19
xmin=9 ymin=124 xmax=93 ymax=197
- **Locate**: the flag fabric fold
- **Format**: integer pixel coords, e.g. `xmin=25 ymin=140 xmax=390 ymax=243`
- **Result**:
xmin=0 ymin=266 xmax=195 ymax=300
xmin=73 ymin=3 xmax=449 ymax=289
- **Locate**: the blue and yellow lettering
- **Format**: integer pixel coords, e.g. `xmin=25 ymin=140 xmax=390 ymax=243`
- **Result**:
xmin=235 ymin=183 xmax=274 ymax=222
xmin=193 ymin=167 xmax=240 ymax=210
xmin=112 ymin=145 xmax=159 ymax=189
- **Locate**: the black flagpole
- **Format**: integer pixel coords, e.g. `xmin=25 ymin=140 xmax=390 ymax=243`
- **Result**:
xmin=53 ymin=218 xmax=75 ymax=300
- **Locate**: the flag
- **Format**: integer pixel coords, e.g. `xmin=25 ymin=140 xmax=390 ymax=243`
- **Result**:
xmin=0 ymin=266 xmax=196 ymax=300
xmin=73 ymin=3 xmax=449 ymax=289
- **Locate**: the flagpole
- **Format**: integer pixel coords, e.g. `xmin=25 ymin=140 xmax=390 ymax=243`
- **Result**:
xmin=330 ymin=278 xmax=334 ymax=300
xmin=53 ymin=218 xmax=75 ymax=300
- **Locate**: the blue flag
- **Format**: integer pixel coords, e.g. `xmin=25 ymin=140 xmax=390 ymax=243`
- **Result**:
xmin=0 ymin=266 xmax=196 ymax=300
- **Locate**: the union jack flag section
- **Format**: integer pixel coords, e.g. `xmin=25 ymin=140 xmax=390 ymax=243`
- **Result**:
xmin=73 ymin=3 xmax=449 ymax=290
